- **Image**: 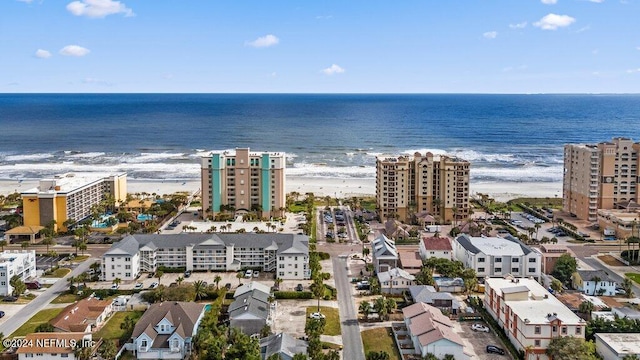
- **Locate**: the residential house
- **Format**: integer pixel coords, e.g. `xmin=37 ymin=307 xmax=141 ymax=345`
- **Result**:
xmin=102 ymin=233 xmax=310 ymax=281
xmin=408 ymin=285 xmax=460 ymax=315
xmin=419 ymin=236 xmax=453 ymax=261
xmin=50 ymin=297 xmax=113 ymax=333
xmin=397 ymin=247 xmax=422 ymax=275
xmin=259 ymin=332 xmax=308 ymax=360
xmin=402 ymin=302 xmax=470 ymax=360
xmin=132 ymin=301 xmax=207 ymax=360
xmin=16 ymin=333 xmax=93 ymax=360
xmin=484 ymin=276 xmax=586 ymax=359
xmin=534 ymin=244 xmax=573 ymax=274
xmin=595 ymin=333 xmax=640 ymax=360
xmin=378 ymin=267 xmax=416 ymax=294
xmin=434 ymin=277 xmax=465 ymax=293
xmin=454 ymin=234 xmax=541 ymax=280
xmin=612 ymin=307 xmax=640 ymax=320
xmin=229 ymin=283 xmax=272 ymax=336
xmin=371 ymin=234 xmax=398 ymax=273
xmin=572 ymin=270 xmax=617 ymax=296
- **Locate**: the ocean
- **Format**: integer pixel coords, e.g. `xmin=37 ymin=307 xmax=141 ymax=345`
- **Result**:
xmin=0 ymin=93 xmax=639 ymax=184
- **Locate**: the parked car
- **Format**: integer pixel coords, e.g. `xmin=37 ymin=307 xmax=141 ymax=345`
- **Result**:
xmin=149 ymin=282 xmax=159 ymax=289
xmin=245 ymin=270 xmax=253 ymax=278
xmin=253 ymin=270 xmax=260 ymax=278
xmin=296 ymin=284 xmax=304 ymax=292
xmin=309 ymin=312 xmax=325 ymax=320
xmin=25 ymin=281 xmax=42 ymax=290
xmin=471 ymin=323 xmax=490 ymax=332
xmin=148 ymin=272 xmax=155 ymax=278
xmin=486 ymin=345 xmax=505 ymax=355
xmin=184 ymin=270 xmax=192 ymax=278
xmin=111 ymin=283 xmax=120 ymax=290
xmin=134 ymin=283 xmax=143 ymax=290
xmin=224 ymin=283 xmax=232 ymax=290
xmin=0 ymin=310 xmax=5 ymax=318
xmin=616 ymin=288 xmax=627 ymax=295
xmin=3 ymin=296 xmax=17 ymax=302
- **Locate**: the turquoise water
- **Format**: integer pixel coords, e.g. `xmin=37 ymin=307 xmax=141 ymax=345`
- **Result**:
xmin=137 ymin=214 xmax=153 ymax=221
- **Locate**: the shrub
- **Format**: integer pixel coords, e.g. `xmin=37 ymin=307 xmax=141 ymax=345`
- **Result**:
xmin=157 ymin=266 xmax=186 ymax=273
xmin=274 ymin=291 xmax=313 ymax=299
xmin=318 ymin=252 xmax=330 ymax=260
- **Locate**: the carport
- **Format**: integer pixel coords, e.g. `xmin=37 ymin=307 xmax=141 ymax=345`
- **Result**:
xmin=4 ymin=225 xmax=44 ymax=244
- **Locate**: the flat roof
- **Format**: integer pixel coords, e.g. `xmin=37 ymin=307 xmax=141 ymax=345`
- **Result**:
xmin=22 ymin=172 xmax=125 ymax=195
xmin=486 ymin=277 xmax=583 ymax=325
xmin=595 ymin=333 xmax=640 ymax=355
xmin=467 ymin=236 xmax=525 ymax=256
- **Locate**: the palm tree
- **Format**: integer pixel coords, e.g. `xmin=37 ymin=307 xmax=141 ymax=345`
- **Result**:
xmin=236 ymin=271 xmax=243 ymax=285
xmin=622 ymin=277 xmax=635 ymax=298
xmin=534 ymin=223 xmax=541 ymax=240
xmin=193 ymin=280 xmax=207 ymax=301
xmin=21 ymin=241 xmax=29 ymax=249
xmin=579 ymin=300 xmax=594 ymax=319
xmin=385 ymin=298 xmax=397 ymax=318
xmin=78 ymin=241 xmax=87 ymax=255
xmin=156 ymin=270 xmax=164 ymax=284
xmin=374 ymin=297 xmax=388 ymax=321
xmin=590 ymin=276 xmax=602 ymax=296
xmin=274 ymin=277 xmax=283 ymax=290
xmin=41 ymin=237 xmax=55 ymax=253
xmin=176 ymin=276 xmax=184 ymax=285
xmin=74 ymin=345 xmax=93 ymax=360
xmin=359 ymin=301 xmax=371 ymax=321
xmin=113 ymin=278 xmax=122 ymax=287
xmin=312 ymin=276 xmax=325 ymax=312
xmin=214 ymin=275 xmax=222 ymax=289
xmin=0 ymin=240 xmax=6 ymax=251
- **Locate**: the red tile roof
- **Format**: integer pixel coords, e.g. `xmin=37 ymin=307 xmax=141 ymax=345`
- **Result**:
xmin=422 ymin=237 xmax=452 ymax=251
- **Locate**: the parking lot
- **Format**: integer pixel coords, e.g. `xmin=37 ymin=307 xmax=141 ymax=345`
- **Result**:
xmin=35 ymin=254 xmax=67 ymax=270
xmin=456 ymin=321 xmax=514 ymax=360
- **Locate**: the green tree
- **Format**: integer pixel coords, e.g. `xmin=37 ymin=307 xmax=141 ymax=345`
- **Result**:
xmin=78 ymin=241 xmax=87 ymax=255
xmin=622 ymin=277 xmax=635 ymax=298
xmin=9 ymin=275 xmax=26 ymax=297
xmin=623 ymin=355 xmax=640 ymax=360
xmin=550 ymin=278 xmax=564 ymax=294
xmin=214 ymin=275 xmax=222 ymax=289
xmin=236 ymin=271 xmax=244 ymax=285
xmin=74 ymin=344 xmax=93 ymax=360
xmin=311 ymin=276 xmax=325 ymax=312
xmin=416 ymin=266 xmax=435 ymax=286
xmin=98 ymin=339 xmax=117 ymax=360
xmin=176 ymin=276 xmax=184 ymax=285
xmin=359 ymin=301 xmax=372 ymax=321
xmin=423 ymin=354 xmax=438 ymax=360
xmin=579 ymin=300 xmax=594 ymax=318
xmin=156 ymin=270 xmax=164 ymax=284
xmin=193 ymin=280 xmax=207 ymax=301
xmin=112 ymin=277 xmax=122 ymax=287
xmin=374 ymin=297 xmax=388 ymax=321
xmin=551 ymin=253 xmax=578 ymax=285
xmin=546 ymin=336 xmax=598 ymax=360
xmin=120 ymin=313 xmax=136 ymax=336
xmin=461 ymin=268 xmax=478 ymax=294
xmin=292 ymin=354 xmax=308 ymax=360
xmin=365 ymin=351 xmax=390 ymax=360
xmin=0 ymin=240 xmax=6 ymax=251
xmin=226 ymin=327 xmax=261 ymax=360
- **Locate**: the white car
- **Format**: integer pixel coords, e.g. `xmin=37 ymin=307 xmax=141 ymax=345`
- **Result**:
xmin=134 ymin=283 xmax=143 ymax=290
xmin=309 ymin=312 xmax=325 ymax=320
xmin=110 ymin=283 xmax=119 ymax=290
xmin=253 ymin=270 xmax=260 ymax=278
xmin=245 ymin=270 xmax=253 ymax=278
xmin=471 ymin=323 xmax=490 ymax=332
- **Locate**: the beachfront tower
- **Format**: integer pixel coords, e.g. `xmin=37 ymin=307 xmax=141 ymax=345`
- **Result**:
xmin=563 ymin=137 xmax=640 ymax=222
xmin=201 ymin=148 xmax=286 ymax=219
xmin=21 ymin=173 xmax=127 ymax=232
xmin=375 ymin=152 xmax=470 ymax=224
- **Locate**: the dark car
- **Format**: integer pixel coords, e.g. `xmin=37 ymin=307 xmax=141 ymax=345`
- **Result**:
xmin=224 ymin=283 xmax=232 ymax=290
xmin=486 ymin=345 xmax=505 ymax=355
xmin=184 ymin=270 xmax=192 ymax=278
xmin=148 ymin=272 xmax=154 ymax=278
xmin=3 ymin=296 xmax=18 ymax=302
xmin=296 ymin=284 xmax=304 ymax=292
xmin=0 ymin=310 xmax=5 ymax=318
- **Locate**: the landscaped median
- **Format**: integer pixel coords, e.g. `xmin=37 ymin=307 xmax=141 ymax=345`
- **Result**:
xmin=306 ymin=306 xmax=341 ymax=336
xmin=625 ymin=273 xmax=640 ymax=284
xmin=362 ymin=327 xmax=401 ymax=360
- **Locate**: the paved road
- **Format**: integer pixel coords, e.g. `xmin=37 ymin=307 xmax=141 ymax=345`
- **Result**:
xmin=332 ymin=257 xmax=365 ymax=360
xmin=581 ymin=257 xmax=640 ymax=297
xmin=0 ymin=258 xmax=99 ymax=337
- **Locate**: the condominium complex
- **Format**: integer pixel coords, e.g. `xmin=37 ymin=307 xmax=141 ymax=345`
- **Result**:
xmin=201 ymin=148 xmax=286 ymax=219
xmin=376 ymin=152 xmax=470 ymax=223
xmin=563 ymin=137 xmax=640 ymax=221
xmin=21 ymin=172 xmax=127 ymax=231
xmin=0 ymin=250 xmax=36 ymax=296
xmin=484 ymin=276 xmax=586 ymax=359
xmin=102 ymin=233 xmax=310 ymax=281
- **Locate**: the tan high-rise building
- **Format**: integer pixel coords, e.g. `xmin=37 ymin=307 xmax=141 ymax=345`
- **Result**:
xmin=201 ymin=148 xmax=286 ymax=219
xmin=375 ymin=152 xmax=470 ymax=224
xmin=563 ymin=137 xmax=640 ymax=221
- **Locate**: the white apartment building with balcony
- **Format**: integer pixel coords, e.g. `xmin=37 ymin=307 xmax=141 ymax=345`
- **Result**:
xmin=453 ymin=234 xmax=541 ymax=280
xmin=484 ymin=276 xmax=586 ymax=359
xmin=102 ymin=234 xmax=310 ymax=281
xmin=0 ymin=250 xmax=36 ymax=296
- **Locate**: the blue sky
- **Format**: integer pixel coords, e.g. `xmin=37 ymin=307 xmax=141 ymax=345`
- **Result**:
xmin=2 ymin=0 xmax=639 ymax=93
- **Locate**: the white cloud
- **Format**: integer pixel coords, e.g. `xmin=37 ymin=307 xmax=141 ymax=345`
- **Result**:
xmin=246 ymin=34 xmax=279 ymax=48
xmin=627 ymin=68 xmax=640 ymax=73
xmin=322 ymin=64 xmax=345 ymax=75
xmin=83 ymin=77 xmax=112 ymax=86
xmin=59 ymin=45 xmax=91 ymax=57
xmin=67 ymin=0 xmax=134 ymax=18
xmin=509 ymin=22 xmax=527 ymax=29
xmin=483 ymin=31 xmax=498 ymax=39
xmin=541 ymin=0 xmax=557 ymax=4
xmin=17 ymin=0 xmax=34 ymax=3
xmin=533 ymin=13 xmax=576 ymax=30
xmin=589 ymin=0 xmax=604 ymax=3
xmin=35 ymin=49 xmax=51 ymax=59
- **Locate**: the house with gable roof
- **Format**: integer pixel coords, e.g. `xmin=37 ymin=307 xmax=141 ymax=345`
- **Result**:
xmin=50 ymin=297 xmax=113 ymax=333
xmin=371 ymin=234 xmax=398 ymax=273
xmin=229 ymin=281 xmax=272 ymax=336
xmin=131 ymin=301 xmax=207 ymax=360
xmin=259 ymin=332 xmax=308 ymax=360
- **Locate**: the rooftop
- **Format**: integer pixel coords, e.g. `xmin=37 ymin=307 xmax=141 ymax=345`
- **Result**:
xmin=456 ymin=234 xmax=533 ymax=256
xmin=398 ymin=248 xmax=422 ymax=270
xmin=378 ymin=267 xmax=415 ymax=283
xmin=595 ymin=333 xmax=640 ymax=356
xmin=132 ymin=301 xmax=206 ymax=343
xmin=22 ymin=172 xmax=125 ymax=195
xmin=50 ymin=297 xmax=112 ymax=332
xmin=422 ymin=236 xmax=453 ymax=251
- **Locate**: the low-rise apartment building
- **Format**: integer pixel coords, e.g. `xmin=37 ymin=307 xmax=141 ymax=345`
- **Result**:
xmin=484 ymin=276 xmax=586 ymax=359
xmin=102 ymin=234 xmax=310 ymax=281
xmin=454 ymin=234 xmax=541 ymax=280
xmin=534 ymin=244 xmax=573 ymax=275
xmin=0 ymin=250 xmax=36 ymax=296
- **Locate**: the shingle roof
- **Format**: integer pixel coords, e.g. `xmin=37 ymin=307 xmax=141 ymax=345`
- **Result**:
xmin=378 ymin=267 xmax=415 ymax=283
xmin=408 ymin=285 xmax=457 ymax=306
xmin=229 ymin=291 xmax=270 ymax=320
xmin=260 ymin=332 xmax=308 ymax=360
xmin=372 ymin=234 xmax=397 ymax=258
xmin=422 ymin=237 xmax=452 ymax=251
xmin=577 ymin=269 xmax=615 ymax=283
xmin=16 ymin=333 xmax=91 ymax=354
xmin=50 ymin=297 xmax=112 ymax=332
xmin=132 ymin=301 xmax=206 ymax=347
xmin=402 ymin=302 xmax=464 ymax=347
xmin=234 ymin=282 xmax=272 ymax=298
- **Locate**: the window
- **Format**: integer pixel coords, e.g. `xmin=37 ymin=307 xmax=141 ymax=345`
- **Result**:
xmin=495 ymin=258 xmax=502 ymax=263
xmin=125 ymin=273 xmax=131 ymax=277
xmin=552 ymin=325 xmax=557 ymax=332
xmin=478 ymin=267 xmax=485 ymax=272
xmin=478 ymin=258 xmax=485 ymax=263
xmin=561 ymin=326 xmax=567 ymax=334
xmin=576 ymin=327 xmax=582 ymax=335
xmin=512 ymin=258 xmax=519 ymax=263
xmin=528 ymin=268 xmax=536 ymax=273
xmin=495 ymin=268 xmax=502 ymax=273
xmin=534 ymin=340 xmax=541 ymax=346
xmin=512 ymin=268 xmax=519 ymax=273
xmin=125 ymin=265 xmax=131 ymax=269
xmin=534 ymin=326 xmax=541 ymax=334
xmin=529 ymin=258 xmax=536 ymax=263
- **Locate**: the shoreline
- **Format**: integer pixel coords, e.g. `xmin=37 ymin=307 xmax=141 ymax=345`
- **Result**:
xmin=0 ymin=177 xmax=562 ymax=203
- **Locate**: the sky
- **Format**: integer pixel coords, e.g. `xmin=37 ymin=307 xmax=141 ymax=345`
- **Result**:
xmin=2 ymin=0 xmax=640 ymax=93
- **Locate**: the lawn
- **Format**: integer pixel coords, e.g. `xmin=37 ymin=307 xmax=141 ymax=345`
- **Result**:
xmin=361 ymin=327 xmax=401 ymax=360
xmin=52 ymin=293 xmax=81 ymax=304
xmin=11 ymin=308 xmax=65 ymax=337
xmin=625 ymin=273 xmax=640 ymax=284
xmin=306 ymin=306 xmax=341 ymax=336
xmin=71 ymin=255 xmax=90 ymax=263
xmin=95 ymin=311 xmax=144 ymax=340
xmin=42 ymin=268 xmax=71 ymax=278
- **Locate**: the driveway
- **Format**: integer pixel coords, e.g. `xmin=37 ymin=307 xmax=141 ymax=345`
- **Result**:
xmin=455 ymin=321 xmax=514 ymax=360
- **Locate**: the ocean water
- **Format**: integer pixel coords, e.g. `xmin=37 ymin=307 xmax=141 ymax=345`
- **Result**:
xmin=0 ymin=93 xmax=639 ymax=183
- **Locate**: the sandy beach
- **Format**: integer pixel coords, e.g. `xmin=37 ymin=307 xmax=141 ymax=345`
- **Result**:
xmin=0 ymin=177 xmax=562 ymax=203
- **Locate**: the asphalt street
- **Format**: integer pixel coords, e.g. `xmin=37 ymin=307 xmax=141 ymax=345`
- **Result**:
xmin=0 ymin=257 xmax=99 ymax=337
xmin=332 ymin=256 xmax=365 ymax=360
xmin=581 ymin=256 xmax=640 ymax=298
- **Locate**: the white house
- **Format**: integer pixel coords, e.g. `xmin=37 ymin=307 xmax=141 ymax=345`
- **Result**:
xmin=402 ymin=302 xmax=471 ymax=360
xmin=371 ymin=234 xmax=398 ymax=273
xmin=132 ymin=301 xmax=207 ymax=360
xmin=572 ymin=270 xmax=618 ymax=296
xmin=16 ymin=333 xmax=93 ymax=360
xmin=454 ymin=234 xmax=541 ymax=280
xmin=378 ymin=267 xmax=416 ymax=294
xmin=484 ymin=276 xmax=586 ymax=359
xmin=0 ymin=250 xmax=36 ymax=296
xmin=103 ymin=234 xmax=310 ymax=281
xmin=595 ymin=333 xmax=640 ymax=360
xmin=419 ymin=236 xmax=453 ymax=260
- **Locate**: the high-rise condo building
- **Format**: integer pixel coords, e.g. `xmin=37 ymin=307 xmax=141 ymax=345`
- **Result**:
xmin=21 ymin=173 xmax=127 ymax=232
xmin=563 ymin=137 xmax=640 ymax=221
xmin=375 ymin=152 xmax=470 ymax=224
xmin=201 ymin=148 xmax=286 ymax=219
